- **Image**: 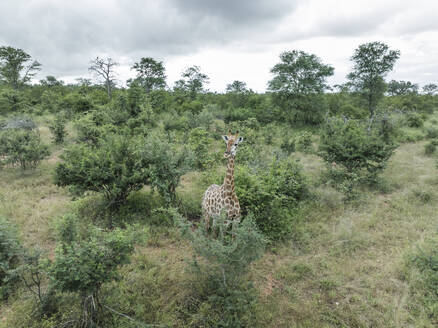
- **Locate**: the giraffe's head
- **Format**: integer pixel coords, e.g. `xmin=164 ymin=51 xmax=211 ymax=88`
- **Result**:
xmin=222 ymin=130 xmax=243 ymax=158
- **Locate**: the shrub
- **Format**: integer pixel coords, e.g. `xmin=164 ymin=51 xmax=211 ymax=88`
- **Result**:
xmin=406 ymin=112 xmax=424 ymax=128
xmin=295 ymin=131 xmax=313 ymax=152
xmin=0 ymin=216 xmax=21 ymax=299
xmin=49 ymin=214 xmax=140 ymax=326
xmin=188 ymin=127 xmax=213 ymax=170
xmin=280 ymin=136 xmax=295 ymax=154
xmin=236 ymin=160 xmax=308 ymax=241
xmin=61 ymin=93 xmax=95 ymax=114
xmin=0 ymin=129 xmax=50 ymax=169
xmin=425 ymin=141 xmax=437 ymax=155
xmin=139 ymin=134 xmax=193 ymax=204
xmin=319 ymin=118 xmax=396 ymax=196
xmin=55 ymin=134 xmax=151 ymax=211
xmin=0 ymin=88 xmax=26 ymax=113
xmin=48 ymin=114 xmax=67 ymax=144
xmin=177 ymin=212 xmax=266 ymax=327
xmin=426 ymin=126 xmax=438 ymax=139
xmin=74 ymin=113 xmax=117 ymax=146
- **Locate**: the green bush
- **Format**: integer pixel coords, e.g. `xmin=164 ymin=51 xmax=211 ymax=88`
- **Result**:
xmin=177 ymin=212 xmax=266 ymax=327
xmin=0 ymin=216 xmax=21 ymax=299
xmin=406 ymin=112 xmax=424 ymax=128
xmin=0 ymin=88 xmax=27 ymax=113
xmin=74 ymin=113 xmax=116 ymax=146
xmin=0 ymin=129 xmax=50 ymax=169
xmin=48 ymin=114 xmax=67 ymax=144
xmin=295 ymin=131 xmax=313 ymax=152
xmin=426 ymin=126 xmax=438 ymax=139
xmin=425 ymin=141 xmax=437 ymax=155
xmin=61 ymin=93 xmax=95 ymax=114
xmin=319 ymin=118 xmax=396 ymax=196
xmin=55 ymin=134 xmax=151 ymax=211
xmin=49 ymin=214 xmax=141 ymax=326
xmin=189 ymin=127 xmax=213 ymax=170
xmin=280 ymin=136 xmax=296 ymax=154
xmin=139 ymin=134 xmax=193 ymax=204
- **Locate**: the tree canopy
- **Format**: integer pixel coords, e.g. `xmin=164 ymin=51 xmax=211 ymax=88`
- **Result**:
xmin=0 ymin=46 xmax=41 ymax=89
xmin=131 ymin=57 xmax=166 ymax=92
xmin=347 ymin=41 xmax=400 ymax=115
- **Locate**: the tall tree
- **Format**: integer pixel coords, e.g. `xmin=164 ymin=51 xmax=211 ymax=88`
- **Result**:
xmin=268 ymin=50 xmax=334 ymax=124
xmin=174 ymin=65 xmax=209 ymax=99
xmin=88 ymin=57 xmax=118 ymax=100
xmin=131 ymin=57 xmax=166 ymax=93
xmin=226 ymin=80 xmax=248 ymax=93
xmin=347 ymin=42 xmax=400 ymax=116
xmin=0 ymin=46 xmax=41 ymax=89
xmin=423 ymin=83 xmax=437 ymax=95
xmin=387 ymin=80 xmax=418 ymax=96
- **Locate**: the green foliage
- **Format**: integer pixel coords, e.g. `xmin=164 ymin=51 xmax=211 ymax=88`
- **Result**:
xmin=189 ymin=127 xmax=213 ymax=170
xmin=269 ymin=50 xmax=334 ymax=124
xmin=61 ymin=93 xmax=95 ymax=114
xmin=0 ymin=216 xmax=21 ymax=299
xmin=48 ymin=114 xmax=67 ymax=144
xmin=406 ymin=112 xmax=424 ymax=127
xmin=139 ymin=134 xmax=193 ymax=204
xmin=424 ymin=141 xmax=437 ymax=155
xmin=174 ymin=65 xmax=209 ymax=100
xmin=408 ymin=236 xmax=438 ymax=320
xmin=387 ymin=80 xmax=418 ymax=96
xmin=0 ymin=46 xmax=41 ymax=89
xmin=74 ymin=113 xmax=116 ymax=146
xmin=347 ymin=42 xmax=400 ymax=115
xmin=319 ymin=117 xmax=396 ymax=197
xmin=0 ymin=129 xmax=50 ymax=169
xmin=55 ymin=134 xmax=151 ymax=211
xmin=177 ymin=213 xmax=266 ymax=327
xmin=50 ymin=218 xmax=137 ymax=296
xmin=202 ymin=158 xmax=308 ymax=241
xmin=280 ymin=136 xmax=296 ymax=154
xmin=131 ymin=57 xmax=167 ymax=92
xmin=426 ymin=126 xmax=438 ymax=139
xmin=0 ymin=87 xmax=27 ymax=113
xmin=40 ymin=90 xmax=60 ymax=113
xmin=295 ymin=131 xmax=313 ymax=152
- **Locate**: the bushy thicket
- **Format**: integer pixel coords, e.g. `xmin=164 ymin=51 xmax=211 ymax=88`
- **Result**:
xmin=55 ymin=133 xmax=151 ymax=210
xmin=0 ymin=128 xmax=49 ymax=169
xmin=319 ymin=117 xmax=396 ymax=198
xmin=55 ymin=132 xmax=193 ymax=213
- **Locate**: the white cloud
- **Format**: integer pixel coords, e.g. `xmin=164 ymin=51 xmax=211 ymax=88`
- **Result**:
xmin=0 ymin=0 xmax=437 ymax=91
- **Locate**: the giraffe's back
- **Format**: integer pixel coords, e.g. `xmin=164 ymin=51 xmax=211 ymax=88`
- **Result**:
xmin=202 ymin=184 xmax=223 ymax=217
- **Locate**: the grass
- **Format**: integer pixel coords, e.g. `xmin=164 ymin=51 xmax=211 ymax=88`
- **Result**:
xmin=1 ymin=115 xmax=438 ymax=327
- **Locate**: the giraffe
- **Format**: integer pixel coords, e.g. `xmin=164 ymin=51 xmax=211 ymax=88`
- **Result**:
xmin=202 ymin=130 xmax=243 ymax=231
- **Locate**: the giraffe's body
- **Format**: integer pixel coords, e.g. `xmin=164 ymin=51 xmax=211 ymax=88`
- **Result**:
xmin=202 ymin=131 xmax=243 ymax=230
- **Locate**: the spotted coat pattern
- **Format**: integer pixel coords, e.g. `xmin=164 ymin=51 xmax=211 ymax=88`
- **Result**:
xmin=202 ymin=132 xmax=242 ymax=230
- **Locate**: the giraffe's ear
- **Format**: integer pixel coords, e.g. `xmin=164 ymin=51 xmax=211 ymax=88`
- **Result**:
xmin=222 ymin=135 xmax=229 ymax=142
xmin=237 ymin=136 xmax=243 ymax=143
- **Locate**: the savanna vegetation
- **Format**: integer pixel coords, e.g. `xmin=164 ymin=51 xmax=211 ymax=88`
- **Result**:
xmin=1 ymin=42 xmax=438 ymax=327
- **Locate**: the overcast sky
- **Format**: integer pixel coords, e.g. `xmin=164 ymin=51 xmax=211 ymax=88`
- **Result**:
xmin=1 ymin=0 xmax=437 ymax=92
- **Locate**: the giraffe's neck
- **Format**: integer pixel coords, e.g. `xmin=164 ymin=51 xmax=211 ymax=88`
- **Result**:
xmin=223 ymin=157 xmax=236 ymax=195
